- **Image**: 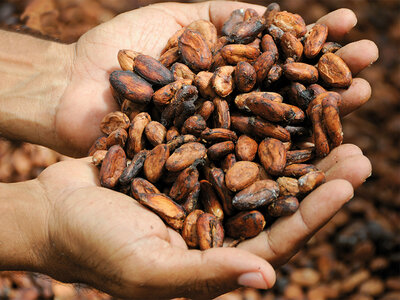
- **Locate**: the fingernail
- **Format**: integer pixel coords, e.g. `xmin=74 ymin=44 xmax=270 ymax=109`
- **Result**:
xmin=237 ymin=272 xmax=269 ymax=289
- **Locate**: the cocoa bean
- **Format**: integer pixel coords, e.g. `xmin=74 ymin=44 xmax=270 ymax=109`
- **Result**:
xmin=222 ymin=9 xmax=244 ymax=36
xmin=280 ymin=32 xmax=303 ymax=61
xmin=212 ymin=66 xmax=235 ymax=97
xmin=225 ymin=161 xmax=259 ymax=192
xmin=181 ymin=115 xmax=207 ymax=136
xmin=277 ymin=176 xmax=300 ymax=196
xmin=197 ymin=213 xmax=224 ymax=250
xmin=178 ymin=29 xmax=212 ymax=71
xmin=286 ymin=149 xmax=314 ymax=165
xmin=268 ymin=195 xmax=299 ymax=217
xmin=92 ymin=150 xmax=107 ymax=166
xmin=208 ymin=168 xmax=234 ymax=215
xmin=200 ymin=128 xmax=237 ymax=143
xmin=134 ymin=54 xmax=174 ymax=85
xmin=221 ymin=153 xmax=237 ymax=172
xmin=171 ymin=62 xmax=196 ymax=82
xmin=99 ymin=145 xmax=127 ymax=188
xmin=109 ymin=70 xmax=153 ymax=104
xmin=258 ymin=138 xmax=287 ymax=175
xmin=283 ymin=62 xmax=319 ymax=83
xmin=200 ymin=180 xmax=224 ymax=221
xmin=182 ymin=209 xmax=204 ymax=248
xmin=207 ymin=141 xmax=235 ymax=161
xmin=272 ymin=11 xmax=307 ymax=38
xmin=197 ymin=100 xmax=215 ymax=121
xmin=225 ymin=210 xmax=266 ymax=239
xmin=130 ymin=177 xmax=160 ymax=199
xmin=100 ymin=111 xmax=130 ymax=135
xmin=234 ymin=61 xmax=257 ymax=92
xmin=304 ymin=24 xmax=328 ymax=59
xmin=143 ymin=144 xmax=169 ymax=183
xmin=213 ymin=97 xmax=230 ymax=129
xmin=182 ymin=182 xmax=201 ymax=214
xmin=106 ymin=128 xmax=128 ymax=148
xmin=169 ymin=165 xmax=199 ymax=202
xmin=137 ymin=193 xmax=185 ymax=230
xmin=228 ymin=17 xmax=265 ymax=44
xmin=282 ymin=163 xmax=319 ymax=177
xmin=145 ymin=121 xmax=166 ymax=146
xmin=235 ymin=135 xmax=258 ymax=161
xmin=126 ymin=112 xmax=151 ymax=158
xmin=117 ymin=49 xmax=140 ymax=71
xmin=165 ymin=142 xmax=206 ymax=172
xmin=159 ymin=47 xmax=180 ymax=68
xmin=232 ymin=179 xmax=279 ymax=210
xmin=318 ymin=53 xmax=352 ymax=88
xmin=298 ymin=170 xmax=326 ymax=194
xmin=187 ymin=20 xmax=217 ymax=51
xmin=119 ymin=150 xmax=148 ymax=185
xmin=220 ymin=44 xmax=260 ymax=65
xmin=88 ymin=136 xmax=107 ymax=156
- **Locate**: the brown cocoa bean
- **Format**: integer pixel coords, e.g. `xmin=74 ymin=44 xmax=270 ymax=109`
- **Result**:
xmin=182 ymin=182 xmax=201 ymax=214
xmin=171 ymin=62 xmax=196 ymax=82
xmin=286 ymin=149 xmax=314 ymax=165
xmin=99 ymin=145 xmax=127 ymax=188
xmin=318 ymin=53 xmax=352 ymax=88
xmin=194 ymin=71 xmax=217 ymax=99
xmin=208 ymin=168 xmax=234 ymax=215
xmin=166 ymin=126 xmax=180 ymax=142
xmin=266 ymin=63 xmax=283 ymax=86
xmin=100 ymin=111 xmax=130 ymax=135
xmin=197 ymin=100 xmax=215 ymax=121
xmin=225 ymin=210 xmax=266 ymax=239
xmin=262 ymin=3 xmax=280 ymax=27
xmin=159 ymin=47 xmax=180 ymax=68
xmin=321 ymin=41 xmax=342 ymax=54
xmin=310 ymin=104 xmax=330 ymax=157
xmin=165 ymin=142 xmax=206 ymax=172
xmin=280 ymin=32 xmax=303 ymax=61
xmin=212 ymin=66 xmax=235 ymax=97
xmin=234 ymin=61 xmax=256 ymax=92
xmin=106 ymin=128 xmax=128 ymax=148
xmin=258 ymin=138 xmax=287 ymax=175
xmin=225 ymin=161 xmax=259 ymax=192
xmin=121 ymin=100 xmax=148 ymax=120
xmin=232 ymin=179 xmax=279 ymax=210
xmin=118 ymin=49 xmax=140 ymax=71
xmin=137 ymin=193 xmax=186 ymax=230
xmin=126 ymin=112 xmax=151 ymax=158
xmin=245 ymin=93 xmax=295 ymax=122
xmin=272 ymin=11 xmax=307 ymax=38
xmin=92 ymin=150 xmax=107 ymax=166
xmin=169 ymin=165 xmax=199 ymax=202
xmin=130 ymin=177 xmax=160 ymax=199
xmin=181 ymin=115 xmax=207 ymax=136
xmin=166 ymin=134 xmax=197 ymax=152
xmin=161 ymin=27 xmax=185 ymax=54
xmin=187 ymin=20 xmax=217 ymax=51
xmin=144 ymin=121 xmax=166 ymax=146
xmin=197 ymin=213 xmax=224 ymax=250
xmin=298 ymin=170 xmax=326 ymax=194
xmin=182 ymin=209 xmax=204 ymax=248
xmin=200 ymin=128 xmax=237 ymax=143
xmin=143 ymin=144 xmax=169 ymax=183
xmin=207 ymin=141 xmax=235 ymax=161
xmin=213 ymin=97 xmax=230 ymax=129
xmin=244 ymin=8 xmax=259 ymax=21
xmin=304 ymin=24 xmax=328 ymax=59
xmin=322 ymin=93 xmax=343 ymax=148
xmin=109 ymin=70 xmax=153 ymax=104
xmin=283 ymin=62 xmax=319 ymax=83
xmin=282 ymin=163 xmax=319 ymax=177
xmin=200 ymin=180 xmax=224 ymax=221
xmin=119 ymin=150 xmax=148 ymax=185
xmin=178 ymin=29 xmax=212 ymax=71
xmin=253 ymin=51 xmax=276 ymax=83
xmin=222 ymin=9 xmax=244 ymax=36
xmin=277 ymin=176 xmax=300 ymax=196
xmin=228 ymin=17 xmax=265 ymax=44
xmin=220 ymin=44 xmax=260 ymax=65
xmin=134 ymin=54 xmax=174 ymax=85
xmin=235 ymin=135 xmax=258 ymax=161
xmin=268 ymin=196 xmax=299 ymax=217
xmin=261 ymin=34 xmax=279 ymax=59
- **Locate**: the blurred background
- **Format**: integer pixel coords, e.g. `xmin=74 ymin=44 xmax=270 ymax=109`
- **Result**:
xmin=0 ymin=0 xmax=399 ymax=299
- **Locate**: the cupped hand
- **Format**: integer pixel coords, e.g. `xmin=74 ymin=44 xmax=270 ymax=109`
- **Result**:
xmin=55 ymin=1 xmax=378 ymax=157
xmin=35 ymin=158 xmax=275 ymax=299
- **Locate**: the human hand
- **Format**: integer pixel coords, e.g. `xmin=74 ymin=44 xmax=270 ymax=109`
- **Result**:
xmin=29 ymin=158 xmax=275 ymax=299
xmin=55 ymin=1 xmax=378 ymax=157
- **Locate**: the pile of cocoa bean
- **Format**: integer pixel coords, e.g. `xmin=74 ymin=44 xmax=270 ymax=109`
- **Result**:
xmin=89 ymin=3 xmax=353 ymax=250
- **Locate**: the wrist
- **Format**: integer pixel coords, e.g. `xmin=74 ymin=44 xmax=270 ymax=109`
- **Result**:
xmin=0 ymin=30 xmax=74 ymax=150
xmin=0 ymin=179 xmax=50 ymax=272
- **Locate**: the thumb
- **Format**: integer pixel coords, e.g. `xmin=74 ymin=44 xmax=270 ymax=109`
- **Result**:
xmin=129 ymin=237 xmax=276 ymax=299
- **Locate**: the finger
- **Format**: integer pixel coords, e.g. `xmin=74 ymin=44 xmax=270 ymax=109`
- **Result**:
xmin=325 ymin=154 xmax=372 ymax=188
xmin=316 ymin=8 xmax=357 ymax=40
xmin=126 ymin=237 xmax=275 ymax=299
xmin=336 ymin=78 xmax=372 ymax=116
xmin=315 ymin=144 xmax=363 ymax=172
xmin=150 ymin=1 xmax=266 ymax=30
xmin=237 ymin=179 xmax=353 ymax=267
xmin=335 ymin=40 xmax=379 ymax=75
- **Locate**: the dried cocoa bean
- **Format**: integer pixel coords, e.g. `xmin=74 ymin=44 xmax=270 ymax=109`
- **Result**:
xmin=225 ymin=161 xmax=259 ymax=192
xmin=178 ymin=29 xmax=212 ymax=71
xmin=318 ymin=53 xmax=352 ymax=88
xmin=197 ymin=213 xmax=224 ymax=250
xmin=134 ymin=54 xmax=174 ymax=85
xmin=225 ymin=210 xmax=266 ymax=239
xmin=232 ymin=179 xmax=279 ymax=210
xmin=207 ymin=141 xmax=235 ymax=161
xmin=137 ymin=193 xmax=186 ymax=230
xmin=100 ymin=111 xmax=130 ymax=135
xmin=220 ymin=44 xmax=260 ymax=65
xmin=277 ymin=176 xmax=300 ymax=196
xmin=92 ymin=150 xmax=107 ymax=166
xmin=268 ymin=196 xmax=299 ymax=217
xmin=283 ymin=62 xmax=319 ymax=83
xmin=165 ymin=142 xmax=206 ymax=172
xmin=130 ymin=177 xmax=160 ymax=199
xmin=99 ymin=145 xmax=127 ymax=188
xmin=298 ymin=170 xmax=326 ymax=194
xmin=235 ymin=135 xmax=258 ymax=161
xmin=213 ymin=97 xmax=230 ymax=129
xmin=182 ymin=209 xmax=204 ymax=248
xmin=200 ymin=180 xmax=224 ymax=221
xmin=182 ymin=182 xmax=201 ymax=214
xmin=304 ymin=24 xmax=328 ymax=59
xmin=234 ymin=61 xmax=256 ymax=92
xmin=169 ymin=165 xmax=199 ymax=202
xmin=258 ymin=138 xmax=287 ymax=175
xmin=181 ymin=115 xmax=207 ymax=136
xmin=143 ymin=144 xmax=169 ymax=183
xmin=212 ymin=66 xmax=235 ymax=97
xmin=119 ymin=150 xmax=148 ymax=186
xmin=118 ymin=49 xmax=140 ymax=71
xmin=106 ymin=128 xmax=128 ymax=148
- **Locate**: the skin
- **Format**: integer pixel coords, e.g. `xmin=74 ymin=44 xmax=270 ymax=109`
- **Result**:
xmin=0 ymin=1 xmax=377 ymax=299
